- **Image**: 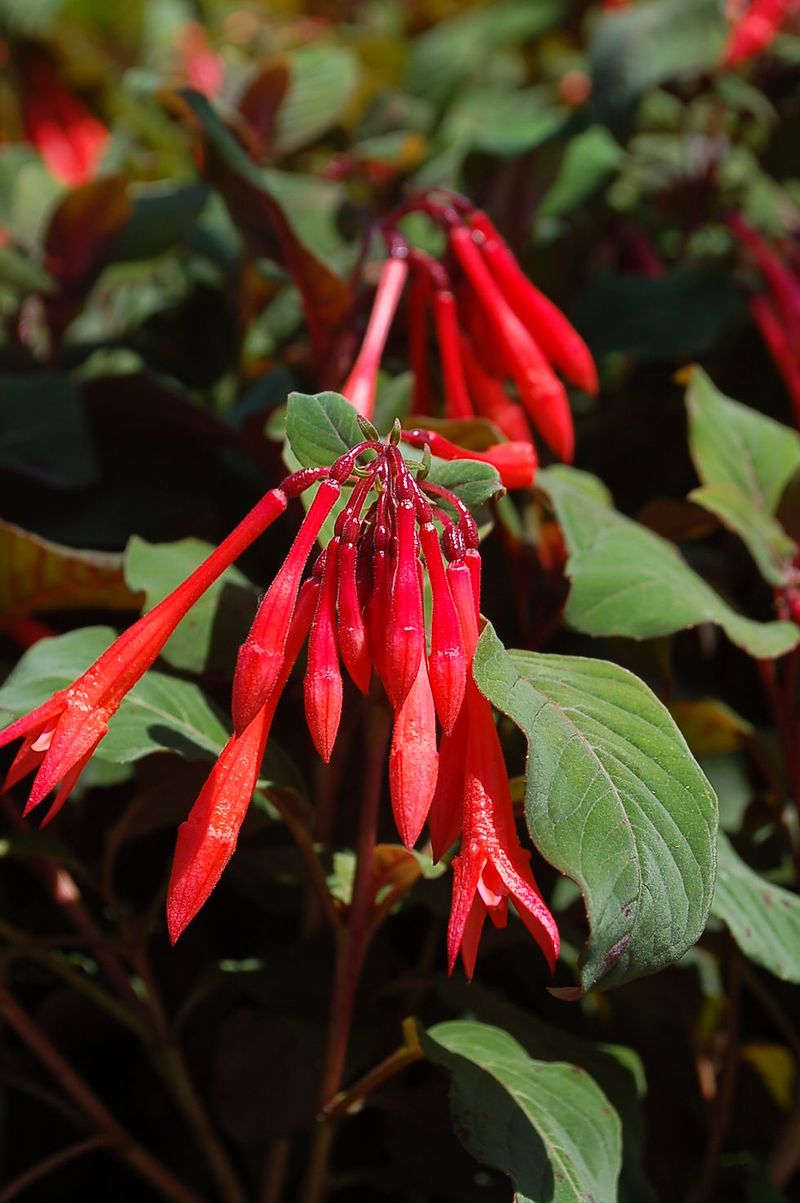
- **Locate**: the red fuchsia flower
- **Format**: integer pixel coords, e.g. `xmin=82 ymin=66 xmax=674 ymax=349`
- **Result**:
xmin=0 ymin=477 xmax=316 ymax=824
xmin=19 ymin=55 xmax=109 ymax=187
xmin=3 ymin=421 xmax=558 ymax=972
xmin=728 ymin=214 xmax=800 ymax=422
xmin=175 ymin=21 xmax=224 ymax=97
xmin=401 ymin=428 xmax=538 ymax=491
xmin=722 ymin=0 xmax=799 ymax=68
xmin=338 ymin=191 xmax=597 ymax=483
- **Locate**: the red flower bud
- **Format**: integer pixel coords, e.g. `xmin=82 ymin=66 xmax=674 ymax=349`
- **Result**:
xmin=460 ymin=334 xmax=531 ymax=443
xmin=432 ymin=289 xmax=474 ymax=419
xmin=337 ymin=530 xmax=372 ymax=695
xmin=304 ymin=542 xmax=344 ymax=763
xmin=385 ymin=485 xmax=424 ymax=709
xmin=167 ymin=580 xmax=318 ymax=942
xmin=389 ymin=656 xmax=439 ymax=848
xmin=723 ymin=0 xmax=793 ymax=67
xmin=404 ymin=429 xmax=537 ymax=490
xmin=449 ymin=225 xmax=574 ymax=462
xmin=470 ymin=211 xmax=599 ymax=396
xmin=419 ymin=522 xmax=467 ymax=732
xmin=232 ymin=479 xmax=340 ymax=732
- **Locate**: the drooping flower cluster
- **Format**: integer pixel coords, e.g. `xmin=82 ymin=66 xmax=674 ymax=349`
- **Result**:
xmin=722 ymin=0 xmax=799 ymax=68
xmin=0 ymin=430 xmax=558 ymax=978
xmin=728 ymin=213 xmax=800 ymax=421
xmin=340 ymin=194 xmax=597 ymax=482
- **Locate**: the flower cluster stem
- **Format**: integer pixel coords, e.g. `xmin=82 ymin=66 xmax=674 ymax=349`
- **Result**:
xmin=0 ymin=982 xmax=205 ymax=1203
xmin=301 ymin=702 xmax=392 ymax=1203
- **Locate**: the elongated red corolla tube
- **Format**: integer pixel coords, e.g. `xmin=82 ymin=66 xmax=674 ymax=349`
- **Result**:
xmin=341 ymin=256 xmax=409 ymax=418
xmin=432 ymin=289 xmax=474 ymax=418
xmin=750 ymin=293 xmax=800 ymax=421
xmin=0 ymin=485 xmax=291 ymax=822
xmin=404 ymin=428 xmax=537 ymax=490
xmin=408 ymin=275 xmax=433 ymax=415
xmin=389 ymin=655 xmax=439 ymax=848
xmin=728 ymin=213 xmax=800 ymax=328
xmin=385 ymin=476 xmax=424 ymax=709
xmin=723 ymin=0 xmax=793 ymax=67
xmin=21 ymin=56 xmax=109 ymax=186
xmin=304 ymin=541 xmax=344 ymax=762
xmin=460 ymin=334 xmax=532 ymax=443
xmin=418 ymin=522 xmax=467 ymax=732
xmin=167 ymin=580 xmax=318 ymax=942
xmin=470 ymin=210 xmax=599 ymax=396
xmin=232 ymin=479 xmax=341 ymax=732
xmin=337 ymin=520 xmax=372 ymax=694
xmin=449 ymin=225 xmax=574 ymax=462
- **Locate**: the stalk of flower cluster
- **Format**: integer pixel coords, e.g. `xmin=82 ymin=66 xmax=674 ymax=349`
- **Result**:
xmin=0 ymin=476 xmax=321 ymax=823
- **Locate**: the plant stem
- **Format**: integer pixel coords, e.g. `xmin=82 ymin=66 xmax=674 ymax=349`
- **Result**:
xmin=0 ymin=983 xmax=205 ymax=1203
xmin=0 ymin=1135 xmax=112 ymax=1203
xmin=758 ymin=658 xmax=800 ymax=880
xmin=693 ymin=944 xmax=742 ymax=1203
xmin=132 ymin=951 xmax=248 ymax=1203
xmin=260 ymin=1137 xmax=291 ymax=1203
xmin=301 ymin=703 xmax=391 ymax=1203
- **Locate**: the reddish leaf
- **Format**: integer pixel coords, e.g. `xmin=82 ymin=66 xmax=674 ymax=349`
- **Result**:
xmin=44 ymin=177 xmax=132 ymax=293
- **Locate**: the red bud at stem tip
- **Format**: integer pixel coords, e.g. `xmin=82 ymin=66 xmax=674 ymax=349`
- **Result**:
xmin=389 ymin=655 xmax=439 ymax=848
xmin=385 ymin=488 xmax=424 ymax=709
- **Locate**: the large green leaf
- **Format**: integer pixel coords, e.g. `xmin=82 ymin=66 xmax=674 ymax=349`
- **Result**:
xmin=712 ymin=833 xmax=800 ymax=983
xmin=538 ymin=126 xmax=624 ymax=219
xmin=274 ymin=44 xmax=360 ymax=155
xmin=589 ymin=0 xmax=727 ymax=126
xmin=473 ymin=625 xmax=718 ymax=991
xmin=685 ymin=369 xmax=800 ymax=585
xmin=539 ymin=465 xmax=799 ymax=659
xmin=423 ymin=1020 xmax=621 ymax=1203
xmin=0 ymin=373 xmax=98 ymax=488
xmin=124 ymin=536 xmax=258 ymax=675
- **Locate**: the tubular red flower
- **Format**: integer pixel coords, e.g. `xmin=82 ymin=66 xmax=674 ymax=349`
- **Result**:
xmin=408 ymin=275 xmax=434 ymax=415
xmin=167 ymin=580 xmax=318 ymax=943
xmin=432 ymin=289 xmax=474 ymax=419
xmin=449 ymin=225 xmax=574 ymax=462
xmin=723 ymin=0 xmax=794 ymax=66
xmin=385 ymin=476 xmax=425 ymax=709
xmin=446 ymin=686 xmax=560 ymax=978
xmin=304 ymin=541 xmax=344 ymax=763
xmin=337 ymin=525 xmax=372 ymax=695
xmin=469 ymin=211 xmax=599 ymax=396
xmin=403 ymin=428 xmax=537 ymax=490
xmin=460 ymin=334 xmax=532 ymax=444
xmin=750 ymin=294 xmax=800 ymax=420
xmin=0 ymin=486 xmax=290 ymax=822
xmin=232 ymin=479 xmax=340 ymax=732
xmin=389 ymin=655 xmax=439 ymax=848
xmin=341 ymin=256 xmax=409 ymax=418
xmin=21 ymin=57 xmax=109 ymax=187
xmin=419 ymin=522 xmax=467 ymax=733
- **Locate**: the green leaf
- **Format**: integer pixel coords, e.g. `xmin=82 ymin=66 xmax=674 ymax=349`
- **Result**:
xmin=99 ymin=672 xmax=230 ymax=764
xmin=473 ymin=625 xmax=718 ymax=992
xmin=424 ymin=458 xmax=504 ymax=511
xmin=0 ymin=373 xmax=98 ymax=488
xmin=711 ymin=833 xmax=800 ymax=983
xmin=274 ymin=44 xmax=361 ymax=155
xmin=422 ymin=1020 xmax=621 ymax=1203
xmin=589 ymin=0 xmax=727 ymax=126
xmin=539 ymin=465 xmax=799 ymax=659
xmin=686 ymin=368 xmax=800 ymax=513
xmin=688 ymin=485 xmax=796 ymax=587
xmin=0 ymin=627 xmax=113 ymax=715
xmin=112 ymin=183 xmax=210 ymax=262
xmin=124 ymin=537 xmax=258 ymax=675
xmin=538 ymin=126 xmax=624 ymax=219
xmin=685 ymin=368 xmax=800 ymax=584
xmin=407 ymin=0 xmax=565 ymax=107
xmin=285 ymin=390 xmax=363 ymax=469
